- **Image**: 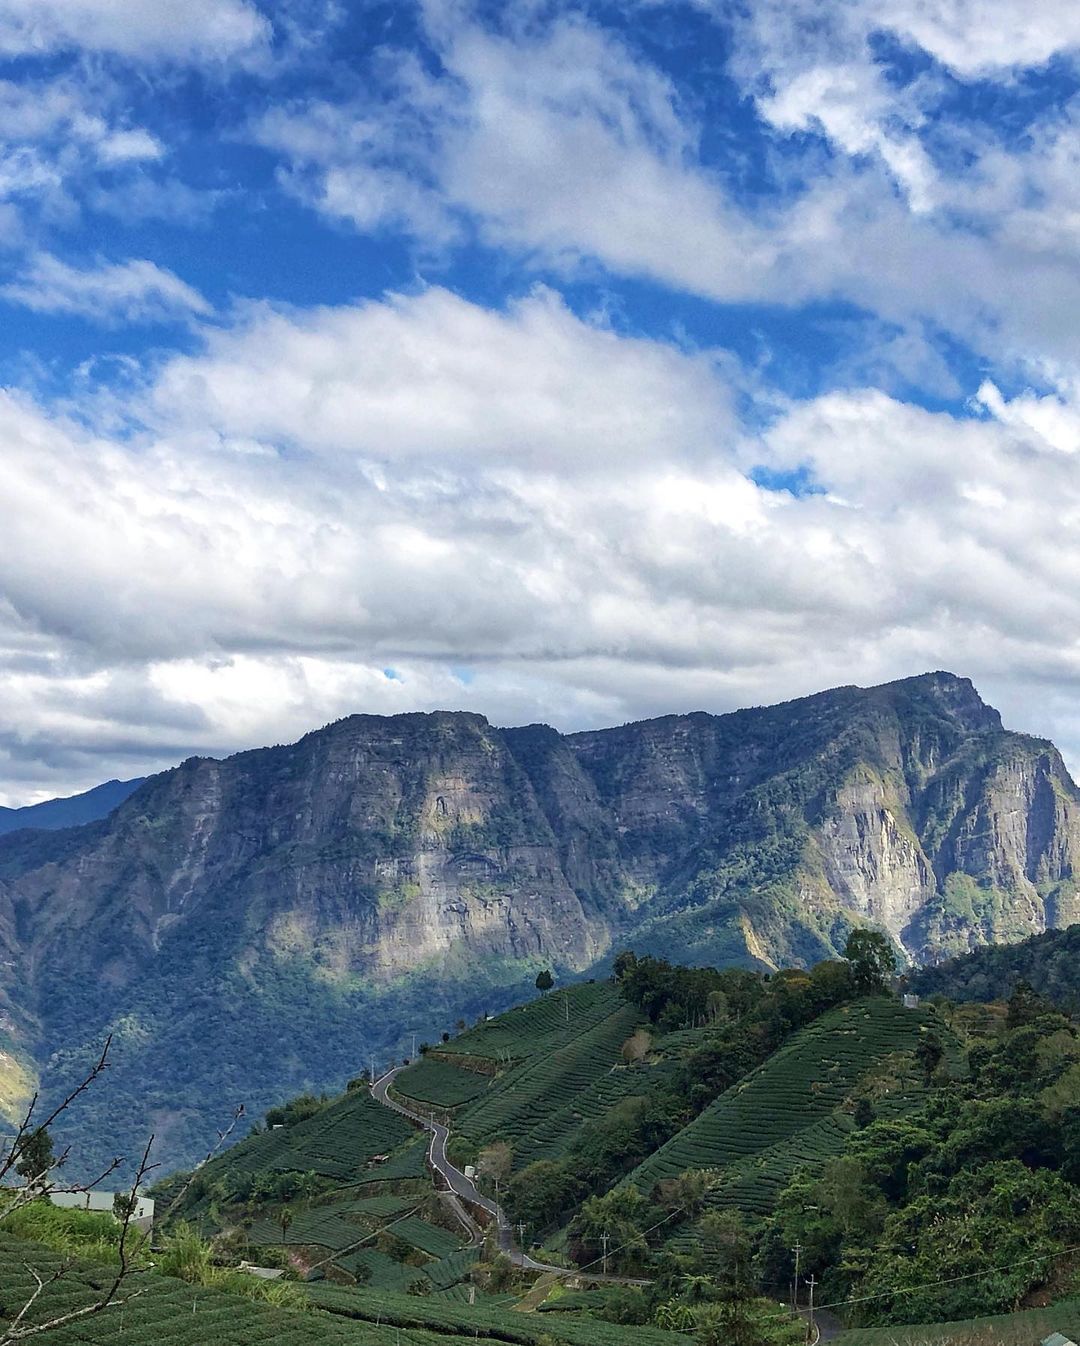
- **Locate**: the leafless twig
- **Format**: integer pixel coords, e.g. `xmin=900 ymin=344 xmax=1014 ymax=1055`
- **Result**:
xmin=0 ymin=1134 xmax=156 ymax=1345
xmin=157 ymin=1104 xmax=246 ymax=1227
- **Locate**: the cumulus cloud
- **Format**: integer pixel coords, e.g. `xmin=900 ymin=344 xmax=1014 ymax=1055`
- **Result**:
xmin=4 ymin=286 xmax=1080 ymax=801
xmin=0 ymin=252 xmax=211 ymax=323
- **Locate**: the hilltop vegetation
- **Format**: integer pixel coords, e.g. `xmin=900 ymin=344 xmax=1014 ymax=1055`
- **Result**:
xmin=912 ymin=920 xmax=1080 ymax=1012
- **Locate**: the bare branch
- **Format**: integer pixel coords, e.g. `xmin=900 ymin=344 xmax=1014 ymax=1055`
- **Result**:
xmin=0 ymin=1133 xmax=157 ymax=1346
xmin=0 ymin=1036 xmax=113 ymax=1184
xmin=157 ymin=1103 xmax=246 ymax=1226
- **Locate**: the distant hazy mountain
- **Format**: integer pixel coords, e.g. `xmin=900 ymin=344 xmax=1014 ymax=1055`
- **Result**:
xmin=0 ymin=777 xmax=145 ymax=836
xmin=5 ymin=671 xmax=1080 ymax=1176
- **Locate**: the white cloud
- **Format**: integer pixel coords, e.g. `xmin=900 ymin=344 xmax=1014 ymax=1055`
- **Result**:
xmin=248 ymin=3 xmax=1080 ymax=392
xmin=5 ymin=286 xmax=1080 ymax=800
xmin=0 ymin=252 xmax=211 ymax=323
xmin=0 ymin=74 xmax=174 ymax=235
xmin=0 ymin=0 xmax=270 ymax=64
xmin=148 ymin=286 xmax=732 ymax=470
xmin=253 ymin=15 xmax=774 ymax=302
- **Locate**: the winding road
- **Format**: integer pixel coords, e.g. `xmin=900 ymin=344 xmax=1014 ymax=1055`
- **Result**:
xmin=370 ymin=1067 xmax=648 ymax=1281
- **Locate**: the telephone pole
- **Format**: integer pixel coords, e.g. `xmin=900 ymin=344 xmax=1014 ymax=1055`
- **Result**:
xmin=805 ymin=1275 xmax=817 ymax=1345
xmin=600 ymin=1231 xmax=610 ymax=1276
xmin=790 ymin=1242 xmax=802 ymax=1318
xmin=411 ymin=1031 xmax=418 ymax=1059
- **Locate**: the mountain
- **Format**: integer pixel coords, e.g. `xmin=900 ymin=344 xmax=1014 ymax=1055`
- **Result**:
xmin=0 ymin=777 xmax=145 ymax=836
xmin=5 ymin=669 xmax=1080 ymax=1174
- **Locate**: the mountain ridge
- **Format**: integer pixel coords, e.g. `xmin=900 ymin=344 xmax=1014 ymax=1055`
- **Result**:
xmin=0 ymin=776 xmax=145 ymax=837
xmin=4 ymin=669 xmax=1080 ymax=1174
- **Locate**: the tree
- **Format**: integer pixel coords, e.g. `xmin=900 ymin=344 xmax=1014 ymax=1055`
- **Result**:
xmin=535 ymin=969 xmax=554 ymax=992
xmin=280 ymin=1206 xmax=293 ymax=1243
xmin=613 ymin=950 xmax=638 ymax=981
xmin=621 ymin=1028 xmax=651 ymax=1066
xmin=14 ymin=1127 xmax=54 ymax=1186
xmin=478 ymin=1141 xmax=513 ymax=1192
xmin=568 ymin=1184 xmax=652 ymax=1272
xmin=504 ymin=1160 xmax=583 ymax=1233
xmin=112 ymin=1190 xmax=139 ymax=1222
xmin=695 ymin=1212 xmax=763 ymax=1346
xmin=1006 ymin=978 xmax=1054 ymax=1029
xmin=844 ymin=929 xmax=897 ymax=995
xmin=915 ymin=1032 xmax=945 ymax=1084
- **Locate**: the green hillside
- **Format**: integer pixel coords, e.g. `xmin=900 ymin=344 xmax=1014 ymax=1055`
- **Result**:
xmin=191 ymin=1085 xmax=420 ymax=1197
xmin=626 ymin=998 xmax=940 ymax=1215
xmin=20 ymin=939 xmax=1077 ymax=1346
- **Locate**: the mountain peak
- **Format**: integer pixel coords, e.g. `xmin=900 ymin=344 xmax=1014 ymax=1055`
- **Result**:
xmin=875 ymin=670 xmax=1003 ymax=733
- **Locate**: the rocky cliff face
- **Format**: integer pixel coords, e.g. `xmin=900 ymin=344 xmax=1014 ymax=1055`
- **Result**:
xmin=5 ymin=671 xmax=1080 ymax=1173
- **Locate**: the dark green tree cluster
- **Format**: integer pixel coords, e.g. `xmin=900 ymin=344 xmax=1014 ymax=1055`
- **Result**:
xmin=911 ymin=922 xmax=1080 ymax=1013
xmin=761 ymin=1007 xmax=1080 ymax=1325
xmin=264 ymin=1092 xmax=329 ymax=1129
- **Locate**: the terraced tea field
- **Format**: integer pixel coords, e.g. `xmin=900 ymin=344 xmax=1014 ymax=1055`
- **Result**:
xmin=433 ymin=983 xmax=626 ymax=1065
xmin=212 ymin=1088 xmax=416 ymax=1188
xmin=454 ymin=996 xmax=644 ymax=1168
xmin=394 ymin=1057 xmax=493 ymax=1109
xmin=836 ymin=1297 xmax=1080 ymax=1345
xmin=507 ymin=1058 xmax=676 ymax=1166
xmin=304 ymin=1281 xmax=690 ymax=1346
xmin=625 ymin=997 xmax=941 ymax=1211
xmin=0 ymin=1236 xmax=500 ymax=1346
xmin=247 ymin=1197 xmax=464 ymax=1280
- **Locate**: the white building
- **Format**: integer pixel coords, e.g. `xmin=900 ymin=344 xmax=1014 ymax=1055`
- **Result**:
xmin=49 ymin=1190 xmax=155 ymax=1233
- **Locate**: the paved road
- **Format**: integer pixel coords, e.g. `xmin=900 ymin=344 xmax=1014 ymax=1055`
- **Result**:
xmin=371 ymin=1068 xmax=648 ymax=1282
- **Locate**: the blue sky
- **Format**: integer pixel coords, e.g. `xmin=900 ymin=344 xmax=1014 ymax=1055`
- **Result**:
xmin=3 ymin=0 xmax=1080 ymax=801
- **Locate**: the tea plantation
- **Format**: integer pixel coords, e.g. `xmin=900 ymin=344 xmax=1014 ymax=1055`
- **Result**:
xmin=210 ymin=1087 xmax=417 ymax=1189
xmin=625 ymin=997 xmax=940 ymax=1208
xmin=393 ymin=1057 xmax=492 ymax=1109
xmin=0 ymin=1235 xmax=500 ymax=1346
xmin=452 ymin=995 xmax=644 ymax=1167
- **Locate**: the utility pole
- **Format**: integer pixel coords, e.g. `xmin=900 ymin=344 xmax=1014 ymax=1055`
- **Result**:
xmin=564 ymin=994 xmax=569 ymax=1025
xmin=601 ymin=1231 xmax=610 ymax=1276
xmin=517 ymin=1222 xmax=527 ymax=1246
xmin=370 ymin=1054 xmax=375 ymax=1084
xmin=805 ymin=1275 xmax=817 ymax=1345
xmin=411 ymin=1031 xmax=418 ymax=1059
xmin=791 ymin=1242 xmax=802 ymax=1318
